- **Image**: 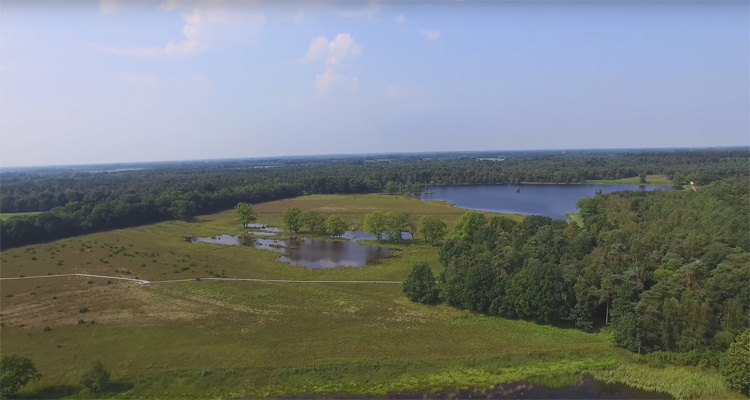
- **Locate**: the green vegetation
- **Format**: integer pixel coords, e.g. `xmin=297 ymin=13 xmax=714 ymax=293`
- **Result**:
xmin=282 ymin=207 xmax=303 ymax=235
xmin=722 ymin=330 xmax=750 ymax=395
xmin=419 ymin=215 xmax=447 ymax=245
xmin=402 ymin=263 xmax=439 ymax=304
xmin=586 ymin=174 xmax=675 ymax=186
xmin=0 ymin=192 xmax=745 ymax=399
xmin=235 ymin=202 xmax=257 ymax=228
xmin=79 ymin=360 xmax=111 ymax=393
xmin=2 ymin=149 xmax=746 ymax=249
xmin=324 ymin=215 xmax=347 ymax=237
xmin=565 ymin=212 xmax=583 ymax=226
xmin=0 ymin=354 xmax=42 ymax=399
xmin=430 ymin=180 xmax=748 ymax=354
xmin=0 ymin=212 xmax=42 ymax=221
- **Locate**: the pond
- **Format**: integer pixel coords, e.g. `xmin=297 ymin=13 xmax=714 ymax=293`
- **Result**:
xmin=352 ymin=375 xmax=670 ymax=399
xmin=420 ymin=184 xmax=675 ymax=220
xmin=189 ymin=234 xmax=391 ymax=269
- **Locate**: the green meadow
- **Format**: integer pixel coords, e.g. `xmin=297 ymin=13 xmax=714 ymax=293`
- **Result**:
xmin=0 ymin=195 xmax=740 ymax=399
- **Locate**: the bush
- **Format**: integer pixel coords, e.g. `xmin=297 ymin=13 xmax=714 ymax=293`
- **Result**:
xmin=0 ymin=354 xmax=42 ymax=399
xmin=403 ymin=263 xmax=439 ymax=304
xmin=722 ymin=330 xmax=749 ymax=395
xmin=79 ymin=360 xmax=110 ymax=393
xmin=79 ymin=307 xmax=89 ymax=313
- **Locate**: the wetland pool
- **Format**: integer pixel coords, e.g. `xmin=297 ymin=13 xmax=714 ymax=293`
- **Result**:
xmin=189 ymin=233 xmax=391 ymax=269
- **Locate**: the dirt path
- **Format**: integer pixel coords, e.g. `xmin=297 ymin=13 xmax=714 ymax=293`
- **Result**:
xmin=0 ymin=273 xmax=402 ymax=285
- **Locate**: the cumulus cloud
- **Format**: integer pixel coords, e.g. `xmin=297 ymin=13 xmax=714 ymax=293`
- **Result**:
xmin=304 ymin=33 xmax=361 ymax=66
xmin=335 ymin=1 xmax=381 ymax=20
xmin=314 ymin=70 xmax=358 ymax=96
xmin=419 ymin=28 xmax=441 ymax=40
xmin=98 ymin=7 xmax=265 ymax=58
xmin=393 ymin=14 xmax=406 ymax=23
xmin=117 ymin=72 xmax=159 ymax=86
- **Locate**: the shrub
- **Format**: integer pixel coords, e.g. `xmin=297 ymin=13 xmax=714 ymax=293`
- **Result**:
xmin=79 ymin=307 xmax=89 ymax=314
xmin=722 ymin=330 xmax=749 ymax=395
xmin=403 ymin=263 xmax=439 ymax=304
xmin=79 ymin=360 xmax=110 ymax=393
xmin=43 ymin=327 xmax=52 ymax=332
xmin=0 ymin=354 xmax=42 ymax=399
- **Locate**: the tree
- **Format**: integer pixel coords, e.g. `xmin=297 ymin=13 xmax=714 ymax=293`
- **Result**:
xmin=419 ymin=215 xmax=447 ymax=245
xmin=384 ymin=212 xmax=410 ymax=243
xmin=363 ymin=211 xmax=387 ymax=242
xmin=324 ymin=215 xmax=347 ymax=237
xmin=282 ymin=207 xmax=303 ymax=235
xmin=639 ymin=171 xmax=647 ymax=184
xmin=452 ymin=211 xmax=487 ymax=238
xmin=403 ymin=263 xmax=439 ymax=304
xmin=722 ymin=330 xmax=750 ymax=395
xmin=299 ymin=210 xmax=326 ymax=234
xmin=169 ymin=200 xmax=196 ymax=221
xmin=79 ymin=360 xmax=110 ymax=393
xmin=385 ymin=181 xmax=397 ymax=195
xmin=1 ymin=354 xmax=41 ymax=399
xmin=235 ymin=202 xmax=257 ymax=227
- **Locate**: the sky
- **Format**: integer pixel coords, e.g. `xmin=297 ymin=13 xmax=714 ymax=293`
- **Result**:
xmin=0 ymin=1 xmax=748 ymax=167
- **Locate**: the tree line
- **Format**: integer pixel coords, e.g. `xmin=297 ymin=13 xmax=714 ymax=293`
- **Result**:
xmin=404 ymin=179 xmax=749 ymax=357
xmin=1 ymin=149 xmax=747 ymax=249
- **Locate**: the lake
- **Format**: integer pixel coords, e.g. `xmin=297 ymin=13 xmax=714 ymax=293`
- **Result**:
xmin=189 ymin=234 xmax=391 ymax=269
xmin=420 ymin=184 xmax=675 ymax=219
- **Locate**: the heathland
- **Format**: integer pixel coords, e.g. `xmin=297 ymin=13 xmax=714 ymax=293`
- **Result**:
xmin=0 ymin=194 xmax=744 ymax=399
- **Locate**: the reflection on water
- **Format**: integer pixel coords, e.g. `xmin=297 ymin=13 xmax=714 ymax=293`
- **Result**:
xmin=189 ymin=234 xmax=390 ymax=269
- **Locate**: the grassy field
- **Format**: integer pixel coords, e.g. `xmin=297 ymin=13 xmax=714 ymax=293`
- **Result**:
xmin=0 ymin=195 xmax=739 ymax=399
xmin=0 ymin=211 xmax=42 ymax=221
xmin=586 ymin=175 xmax=675 ymax=186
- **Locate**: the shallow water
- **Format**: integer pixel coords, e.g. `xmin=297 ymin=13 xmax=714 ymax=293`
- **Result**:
xmin=420 ymin=184 xmax=675 ymax=219
xmin=189 ymin=234 xmax=390 ymax=269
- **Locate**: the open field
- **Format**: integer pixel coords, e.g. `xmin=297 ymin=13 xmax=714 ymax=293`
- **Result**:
xmin=0 ymin=195 xmax=740 ymax=399
xmin=0 ymin=211 xmax=42 ymax=221
xmin=586 ymin=175 xmax=675 ymax=186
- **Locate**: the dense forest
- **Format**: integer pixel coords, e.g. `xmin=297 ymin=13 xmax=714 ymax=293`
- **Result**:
xmin=431 ymin=178 xmax=748 ymax=355
xmin=1 ymin=149 xmax=747 ymax=248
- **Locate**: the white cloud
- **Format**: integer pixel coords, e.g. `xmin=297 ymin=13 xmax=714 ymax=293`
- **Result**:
xmin=336 ymin=1 xmax=381 ymax=20
xmin=385 ymin=84 xmax=417 ymax=99
xmin=117 ymin=72 xmax=159 ymax=86
xmin=99 ymin=7 xmax=265 ymax=58
xmin=303 ymin=33 xmax=361 ymax=66
xmin=314 ymin=70 xmax=358 ymax=96
xmin=419 ymin=28 xmax=441 ymax=40
xmin=393 ymin=14 xmax=406 ymax=23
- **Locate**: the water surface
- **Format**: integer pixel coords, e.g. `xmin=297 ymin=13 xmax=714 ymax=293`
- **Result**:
xmin=189 ymin=235 xmax=390 ymax=269
xmin=420 ymin=184 xmax=674 ymax=219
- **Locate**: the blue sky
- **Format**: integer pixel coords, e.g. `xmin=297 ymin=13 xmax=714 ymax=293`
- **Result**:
xmin=1 ymin=1 xmax=748 ymax=167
